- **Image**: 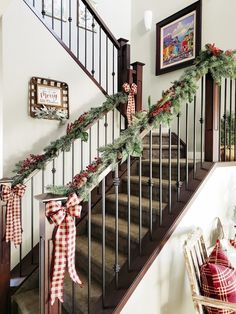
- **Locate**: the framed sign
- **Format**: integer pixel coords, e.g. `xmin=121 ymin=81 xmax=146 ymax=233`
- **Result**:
xmin=29 ymin=77 xmax=69 ymax=121
xmin=77 ymin=0 xmax=97 ymax=32
xmin=156 ymin=1 xmax=202 ymax=75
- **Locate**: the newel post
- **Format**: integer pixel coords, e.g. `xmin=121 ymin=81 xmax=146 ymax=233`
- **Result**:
xmin=0 ymin=178 xmax=12 ymax=314
xmin=36 ymin=194 xmax=66 ymax=314
xmin=118 ymin=38 xmax=130 ymax=90
xmin=131 ymin=62 xmax=145 ymax=112
xmin=204 ymin=73 xmax=220 ymax=162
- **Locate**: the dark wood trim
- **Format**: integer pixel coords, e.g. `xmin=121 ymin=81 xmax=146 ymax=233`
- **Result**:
xmin=156 ymin=0 xmax=202 ymax=76
xmin=23 ymin=0 xmax=107 ymax=96
xmin=81 ymin=0 xmax=120 ymax=49
xmin=205 ymin=73 xmax=220 ymax=162
xmin=131 ymin=62 xmax=145 ymax=112
xmin=0 ymin=180 xmax=11 ymax=314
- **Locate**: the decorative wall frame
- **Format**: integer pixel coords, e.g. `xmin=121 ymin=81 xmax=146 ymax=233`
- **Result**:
xmin=156 ymin=0 xmax=202 ymax=75
xmin=29 ymin=77 xmax=69 ymax=121
xmin=77 ymin=0 xmax=97 ymax=32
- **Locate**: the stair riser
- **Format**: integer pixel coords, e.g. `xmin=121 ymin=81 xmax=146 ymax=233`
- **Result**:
xmin=142 ymin=135 xmax=170 ymax=145
xmin=140 ymin=163 xmax=190 ymax=180
xmin=105 ymin=199 xmax=159 ymax=228
xmin=142 ymin=147 xmax=185 ymax=159
xmin=121 ymin=180 xmax=175 ymax=203
xmin=91 ymin=222 xmax=138 ymax=254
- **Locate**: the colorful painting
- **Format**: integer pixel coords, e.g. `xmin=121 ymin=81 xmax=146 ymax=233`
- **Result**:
xmin=156 ymin=1 xmax=201 ymax=75
xmin=161 ymin=12 xmax=195 ymax=69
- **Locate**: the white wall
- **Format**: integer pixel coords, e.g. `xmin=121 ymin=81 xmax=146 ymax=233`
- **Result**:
xmin=121 ymin=163 xmax=236 ymax=314
xmin=0 ymin=0 xmax=11 ymax=17
xmin=130 ymin=0 xmax=236 ymax=107
xmin=2 ymin=0 xmax=107 ymax=176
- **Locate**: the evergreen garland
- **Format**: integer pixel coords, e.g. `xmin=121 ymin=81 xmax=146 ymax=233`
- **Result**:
xmin=46 ymin=44 xmax=236 ymax=197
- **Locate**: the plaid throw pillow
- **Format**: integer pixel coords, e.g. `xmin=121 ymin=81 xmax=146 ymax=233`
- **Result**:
xmin=208 ymin=240 xmax=232 ymax=268
xmin=200 ymin=263 xmax=236 ymax=314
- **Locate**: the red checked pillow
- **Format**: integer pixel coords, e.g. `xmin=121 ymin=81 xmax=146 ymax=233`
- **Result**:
xmin=200 ymin=263 xmax=236 ymax=314
xmin=208 ymin=240 xmax=232 ymax=268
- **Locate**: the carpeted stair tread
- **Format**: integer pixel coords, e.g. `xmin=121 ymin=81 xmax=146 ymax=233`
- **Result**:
xmin=76 ymin=235 xmax=126 ymax=274
xmin=143 ymin=144 xmax=180 ymax=149
xmin=63 ymin=271 xmax=102 ymax=314
xmin=142 ymin=158 xmax=193 ymax=165
xmin=91 ymin=212 xmax=148 ymax=242
xmin=12 ymin=288 xmax=39 ymax=314
xmin=106 ymin=193 xmax=163 ymax=214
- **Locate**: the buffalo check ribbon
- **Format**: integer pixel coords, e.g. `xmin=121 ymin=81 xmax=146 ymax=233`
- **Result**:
xmin=1 ymin=184 xmax=26 ymax=246
xmin=122 ymin=82 xmax=137 ymax=126
xmin=46 ymin=193 xmax=83 ymax=305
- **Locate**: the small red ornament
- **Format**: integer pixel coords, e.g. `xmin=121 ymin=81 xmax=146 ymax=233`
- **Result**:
xmin=225 ymin=49 xmax=233 ymax=56
xmin=150 ymin=100 xmax=172 ymax=118
xmin=207 ymin=43 xmax=222 ymax=56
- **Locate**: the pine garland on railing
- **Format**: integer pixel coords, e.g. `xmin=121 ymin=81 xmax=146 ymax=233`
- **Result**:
xmin=46 ymin=44 xmax=236 ymax=197
xmin=11 ymin=92 xmax=128 ymax=186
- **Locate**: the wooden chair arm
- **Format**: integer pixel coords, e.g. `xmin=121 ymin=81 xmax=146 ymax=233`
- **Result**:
xmin=193 ymin=295 xmax=236 ymax=311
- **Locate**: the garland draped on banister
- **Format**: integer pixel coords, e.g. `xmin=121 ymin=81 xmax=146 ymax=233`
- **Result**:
xmin=47 ymin=44 xmax=236 ymax=197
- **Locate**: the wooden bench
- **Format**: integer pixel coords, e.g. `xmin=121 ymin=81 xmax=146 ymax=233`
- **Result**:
xmin=183 ymin=228 xmax=236 ymax=313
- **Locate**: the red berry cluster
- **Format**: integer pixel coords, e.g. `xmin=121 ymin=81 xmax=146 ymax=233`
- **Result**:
xmin=150 ymin=100 xmax=172 ymax=118
xmin=19 ymin=154 xmax=45 ymax=173
xmin=229 ymin=239 xmax=236 ymax=248
xmin=70 ymin=157 xmax=102 ymax=189
xmin=207 ymin=43 xmax=223 ymax=57
xmin=67 ymin=112 xmax=88 ymax=134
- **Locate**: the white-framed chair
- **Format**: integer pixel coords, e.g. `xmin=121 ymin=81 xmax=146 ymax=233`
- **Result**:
xmin=183 ymin=228 xmax=236 ymax=313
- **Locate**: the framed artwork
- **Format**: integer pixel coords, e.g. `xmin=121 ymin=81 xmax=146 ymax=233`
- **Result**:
xmin=44 ymin=0 xmax=68 ymax=22
xmin=156 ymin=1 xmax=202 ymax=75
xmin=29 ymin=77 xmax=69 ymax=121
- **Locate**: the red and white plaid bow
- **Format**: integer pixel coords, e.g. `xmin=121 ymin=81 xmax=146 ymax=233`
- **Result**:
xmin=46 ymin=193 xmax=83 ymax=305
xmin=123 ymin=82 xmax=137 ymax=126
xmin=1 ymin=184 xmax=26 ymax=246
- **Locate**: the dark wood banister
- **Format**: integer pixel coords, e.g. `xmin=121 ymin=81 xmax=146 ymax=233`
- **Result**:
xmin=80 ymin=0 xmax=120 ymax=49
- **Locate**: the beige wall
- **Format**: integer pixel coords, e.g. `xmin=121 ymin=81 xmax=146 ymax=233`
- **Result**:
xmin=130 ymin=0 xmax=236 ymax=107
xmin=121 ymin=163 xmax=236 ymax=314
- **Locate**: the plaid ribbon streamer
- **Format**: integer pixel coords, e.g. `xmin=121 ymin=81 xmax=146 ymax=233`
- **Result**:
xmin=123 ymin=82 xmax=137 ymax=126
xmin=46 ymin=193 xmax=83 ymax=305
xmin=1 ymin=184 xmax=26 ymax=246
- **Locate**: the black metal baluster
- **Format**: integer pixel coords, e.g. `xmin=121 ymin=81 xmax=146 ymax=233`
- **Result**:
xmin=168 ymin=128 xmax=172 ymax=214
xmin=89 ymin=128 xmax=92 ymax=163
xmin=139 ymin=156 xmax=142 ymax=255
xmin=62 ymin=150 xmax=65 ymax=185
xmin=229 ymin=79 xmax=233 ymax=160
xmin=106 ymin=36 xmax=108 ymax=93
xmin=193 ymin=96 xmax=197 ymax=177
xmin=200 ymin=77 xmax=204 ymax=167
xmin=219 ymin=85 xmax=222 ymax=161
xmin=102 ymin=178 xmax=106 ymax=307
xmin=127 ymin=155 xmax=131 ymax=270
xmin=91 ymin=17 xmax=95 ymax=76
xmin=31 ymin=177 xmax=34 ymax=264
xmin=113 ymin=166 xmax=120 ymax=288
xmin=99 ymin=27 xmax=102 ymax=85
xmin=88 ymin=192 xmax=91 ymax=314
xmin=42 ymin=169 xmax=45 ymax=193
xmin=60 ymin=0 xmax=63 ymax=40
xmin=68 ymin=0 xmax=72 ymax=50
xmin=186 ymin=103 xmax=189 ymax=188
xmin=224 ymin=78 xmax=227 ymax=161
xmin=112 ymin=45 xmax=115 ymax=94
xmin=105 ymin=114 xmax=108 ymax=146
xmin=42 ymin=0 xmax=45 ymax=18
xmin=52 ymin=0 xmax=54 ymax=29
xmin=148 ymin=130 xmax=153 ymax=239
xmin=72 ymin=142 xmax=75 ymax=178
xmin=33 ymin=0 xmax=35 ymax=7
xmin=177 ymin=114 xmax=181 ymax=201
xmin=52 ymin=159 xmax=56 ymax=186
xmin=159 ymin=125 xmax=163 ymax=226
xmin=85 ymin=6 xmax=87 ymax=68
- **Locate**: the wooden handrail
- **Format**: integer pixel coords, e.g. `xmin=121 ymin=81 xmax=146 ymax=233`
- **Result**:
xmin=81 ymin=0 xmax=120 ymax=49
